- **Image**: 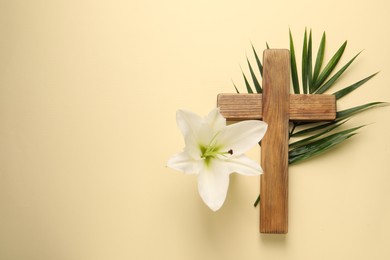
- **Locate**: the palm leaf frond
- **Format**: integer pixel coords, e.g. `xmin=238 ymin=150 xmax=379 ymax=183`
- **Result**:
xmin=234 ymin=29 xmax=387 ymax=169
xmin=312 ymin=40 xmax=347 ymax=91
xmin=241 ymin=69 xmax=253 ymax=93
xmin=302 ymin=29 xmax=308 ymax=94
xmin=291 ymin=102 xmax=387 ymax=137
xmin=315 ymin=51 xmax=362 ymax=94
xmin=311 ymin=32 xmax=326 ymax=91
xmin=232 ymin=80 xmax=240 ymax=93
xmin=290 ymin=121 xmax=338 ymax=137
xmin=289 ymin=120 xmax=348 ymax=149
xmin=336 ymin=102 xmax=388 ymax=120
xmin=289 ymin=127 xmax=361 ymax=157
xmin=289 ymin=132 xmax=356 ymax=165
xmin=333 ymin=72 xmax=379 ymax=99
xmin=251 ymin=44 xmax=264 ymax=77
xmin=246 ymin=57 xmax=262 ymax=93
xmin=307 ymin=29 xmax=313 ymax=91
xmin=289 ymin=29 xmax=300 ymax=94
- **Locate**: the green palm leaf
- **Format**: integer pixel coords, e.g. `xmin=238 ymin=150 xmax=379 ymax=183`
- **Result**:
xmin=251 ymin=44 xmax=264 ymax=77
xmin=289 ymin=120 xmax=347 ymax=149
xmin=291 ymin=102 xmax=386 ymax=137
xmin=289 ymin=128 xmax=358 ymax=157
xmin=289 ymin=132 xmax=356 ymax=165
xmin=312 ymin=41 xmax=347 ymax=91
xmin=289 ymin=29 xmax=300 ymax=94
xmin=302 ymin=29 xmax=308 ymax=94
xmin=234 ymin=28 xmax=387 ymax=174
xmin=311 ymin=32 xmax=326 ymax=91
xmin=315 ymin=51 xmax=362 ymax=94
xmin=246 ymin=57 xmax=262 ymax=93
xmin=333 ymin=72 xmax=379 ymax=99
xmin=336 ymin=102 xmax=387 ymax=120
xmin=241 ymin=69 xmax=253 ymax=93
xmin=302 ymin=29 xmax=313 ymax=94
xmin=290 ymin=121 xmax=338 ymax=137
xmin=307 ymin=30 xmax=313 ymax=90
xmin=232 ymin=80 xmax=240 ymax=93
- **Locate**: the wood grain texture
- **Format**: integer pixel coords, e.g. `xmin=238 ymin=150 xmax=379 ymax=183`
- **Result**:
xmin=216 ymin=49 xmax=338 ymax=234
xmin=289 ymin=94 xmax=336 ymax=121
xmin=217 ymin=94 xmax=336 ymax=121
xmin=260 ymin=49 xmax=290 ymax=234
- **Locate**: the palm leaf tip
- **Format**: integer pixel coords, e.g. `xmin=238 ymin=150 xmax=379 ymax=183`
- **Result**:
xmin=251 ymin=43 xmax=264 ymax=77
xmin=315 ymin=50 xmax=361 ymax=94
xmin=311 ymin=32 xmax=326 ymax=91
xmin=333 ymin=72 xmax=379 ymax=99
xmin=307 ymin=29 xmax=313 ymax=92
xmin=240 ymin=66 xmax=253 ymax=93
xmin=302 ymin=28 xmax=308 ymax=94
xmin=289 ymin=29 xmax=300 ymax=94
xmin=312 ymin=40 xmax=348 ymax=92
xmin=232 ymin=80 xmax=240 ymax=93
xmin=336 ymin=102 xmax=389 ymax=120
xmin=246 ymin=57 xmax=262 ymax=93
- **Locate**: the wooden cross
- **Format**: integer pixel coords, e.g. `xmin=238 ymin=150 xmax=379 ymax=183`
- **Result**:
xmin=217 ymin=49 xmax=337 ymax=234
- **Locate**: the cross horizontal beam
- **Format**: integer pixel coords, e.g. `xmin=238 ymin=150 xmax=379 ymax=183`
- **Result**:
xmin=217 ymin=93 xmax=336 ymax=121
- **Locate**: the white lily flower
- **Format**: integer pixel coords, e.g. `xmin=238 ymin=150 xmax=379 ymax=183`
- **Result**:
xmin=167 ymin=108 xmax=268 ymax=211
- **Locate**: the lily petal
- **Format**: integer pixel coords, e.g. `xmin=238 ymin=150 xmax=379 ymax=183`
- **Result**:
xmin=183 ymin=134 xmax=202 ymax=159
xmin=225 ymin=155 xmax=263 ymax=176
xmin=204 ymin=107 xmax=226 ymax=133
xmin=217 ymin=120 xmax=267 ymax=155
xmin=193 ymin=122 xmax=215 ymax=148
xmin=167 ymin=151 xmax=202 ymax=174
xmin=176 ymin=109 xmax=203 ymax=138
xmin=197 ymin=160 xmax=230 ymax=211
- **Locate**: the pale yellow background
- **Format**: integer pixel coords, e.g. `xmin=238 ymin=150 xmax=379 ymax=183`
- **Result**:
xmin=1 ymin=0 xmax=390 ymax=259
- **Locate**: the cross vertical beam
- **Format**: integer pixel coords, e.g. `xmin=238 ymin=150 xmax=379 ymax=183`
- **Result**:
xmin=260 ymin=49 xmax=290 ymax=233
xmin=216 ymin=49 xmax=337 ymax=234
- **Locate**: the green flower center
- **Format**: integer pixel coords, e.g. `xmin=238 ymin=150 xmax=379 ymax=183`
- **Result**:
xmin=199 ymin=133 xmax=233 ymax=165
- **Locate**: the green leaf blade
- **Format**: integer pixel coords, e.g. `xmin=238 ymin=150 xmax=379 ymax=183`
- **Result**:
xmin=290 ymin=121 xmax=337 ymax=137
xmin=289 ymin=133 xmax=356 ymax=165
xmin=302 ymin=29 xmax=308 ymax=94
xmin=312 ymin=41 xmax=348 ymax=92
xmin=251 ymin=44 xmax=263 ymax=77
xmin=247 ymin=57 xmax=262 ymax=93
xmin=333 ymin=72 xmax=379 ymax=99
xmin=289 ymin=120 xmax=347 ymax=149
xmin=336 ymin=102 xmax=388 ymax=120
xmin=289 ymin=126 xmax=362 ymax=157
xmin=290 ymin=29 xmax=300 ymax=94
xmin=315 ymin=51 xmax=361 ymax=94
xmin=232 ymin=80 xmax=240 ymax=93
xmin=311 ymin=32 xmax=326 ymax=91
xmin=307 ymin=30 xmax=313 ymax=92
xmin=241 ymin=70 xmax=253 ymax=93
